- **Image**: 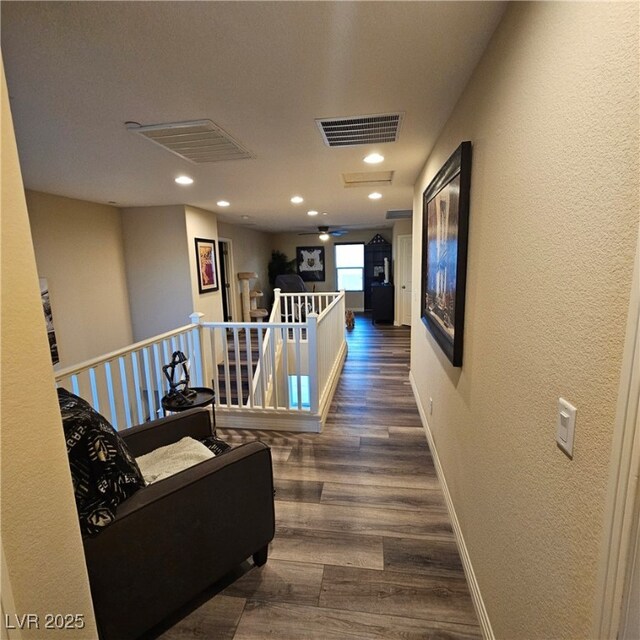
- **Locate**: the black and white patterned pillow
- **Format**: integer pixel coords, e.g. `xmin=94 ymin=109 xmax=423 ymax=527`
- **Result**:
xmin=57 ymin=388 xmax=145 ymax=536
xmin=200 ymin=436 xmax=231 ymax=456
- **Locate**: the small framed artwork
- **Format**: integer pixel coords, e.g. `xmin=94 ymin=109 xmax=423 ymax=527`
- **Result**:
xmin=421 ymin=141 xmax=472 ymax=367
xmin=194 ymin=237 xmax=219 ymax=293
xmin=297 ymin=246 xmax=325 ymax=282
xmin=39 ymin=278 xmax=59 ymax=365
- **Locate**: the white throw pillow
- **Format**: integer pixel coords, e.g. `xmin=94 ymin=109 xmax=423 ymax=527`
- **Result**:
xmin=136 ymin=436 xmax=215 ymax=484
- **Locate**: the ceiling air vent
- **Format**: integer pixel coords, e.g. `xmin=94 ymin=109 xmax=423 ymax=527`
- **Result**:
xmin=386 ymin=209 xmax=412 ymax=220
xmin=342 ymin=171 xmax=394 ymax=188
xmin=316 ymin=112 xmax=404 ymax=147
xmin=128 ymin=119 xmax=253 ymax=164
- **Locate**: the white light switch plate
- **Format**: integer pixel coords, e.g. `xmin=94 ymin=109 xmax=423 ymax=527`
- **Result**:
xmin=557 ymin=398 xmax=577 ymax=458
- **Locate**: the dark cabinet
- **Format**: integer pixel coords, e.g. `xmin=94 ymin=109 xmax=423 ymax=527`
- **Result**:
xmin=371 ymin=283 xmax=394 ymax=324
xmin=364 ymin=235 xmax=392 ymax=310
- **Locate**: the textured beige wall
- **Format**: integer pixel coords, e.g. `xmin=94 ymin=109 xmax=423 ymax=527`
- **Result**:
xmin=185 ymin=206 xmax=224 ymax=323
xmin=1 ymin=60 xmax=97 ymax=638
xmin=392 ymin=218 xmax=412 ymax=238
xmin=217 ymin=221 xmax=273 ymax=318
xmin=26 ymin=190 xmax=133 ymax=367
xmin=410 ymin=3 xmax=639 ymax=638
xmin=121 ymin=205 xmax=194 ymax=340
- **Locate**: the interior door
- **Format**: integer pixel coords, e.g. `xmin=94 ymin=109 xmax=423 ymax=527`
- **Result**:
xmin=619 ymin=480 xmax=640 ymax=639
xmin=218 ymin=240 xmax=233 ymax=321
xmin=398 ymin=234 xmax=412 ymax=326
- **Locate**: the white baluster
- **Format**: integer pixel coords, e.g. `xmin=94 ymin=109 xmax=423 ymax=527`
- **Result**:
xmin=295 ymin=326 xmax=302 ymax=411
xmin=152 ymin=344 xmax=164 ymax=408
xmin=142 ymin=347 xmax=156 ymax=419
xmin=189 ymin=312 xmax=206 ymax=387
xmin=307 ymin=313 xmax=319 ymax=413
xmin=131 ymin=351 xmax=145 ymax=423
xmin=258 ymin=327 xmax=266 ymax=408
xmin=246 ymin=327 xmax=254 ymax=408
xmin=233 ymin=328 xmax=242 ymax=406
xmin=89 ymin=368 xmax=100 ymax=412
xmin=71 ymin=374 xmax=80 ymax=396
xmin=211 ymin=327 xmax=220 ymax=407
xmin=118 ymin=357 xmax=133 ymax=428
xmin=161 ymin=340 xmax=170 ymax=392
xmin=222 ymin=330 xmax=231 ymax=408
xmin=104 ymin=361 xmax=118 ymax=429
xmin=270 ymin=329 xmax=278 ymax=408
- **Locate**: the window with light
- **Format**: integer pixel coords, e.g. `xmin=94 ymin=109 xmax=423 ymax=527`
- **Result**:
xmin=335 ymin=243 xmax=364 ymax=291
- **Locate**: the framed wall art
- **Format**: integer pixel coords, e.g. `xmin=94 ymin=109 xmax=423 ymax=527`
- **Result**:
xmin=421 ymin=141 xmax=472 ymax=367
xmin=194 ymin=237 xmax=219 ymax=293
xmin=296 ymin=246 xmax=325 ymax=282
xmin=39 ymin=278 xmax=59 ymax=365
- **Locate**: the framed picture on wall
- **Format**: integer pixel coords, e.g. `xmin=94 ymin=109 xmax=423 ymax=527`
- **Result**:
xmin=39 ymin=278 xmax=59 ymax=365
xmin=194 ymin=237 xmax=219 ymax=293
xmin=297 ymin=246 xmax=325 ymax=282
xmin=421 ymin=141 xmax=472 ymax=367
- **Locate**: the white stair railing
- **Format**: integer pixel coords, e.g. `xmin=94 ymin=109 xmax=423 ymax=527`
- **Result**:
xmin=55 ymin=292 xmax=347 ymax=432
xmin=54 ymin=322 xmax=203 ymax=430
xmin=196 ymin=319 xmax=306 ymax=411
xmin=192 ymin=290 xmax=344 ymax=415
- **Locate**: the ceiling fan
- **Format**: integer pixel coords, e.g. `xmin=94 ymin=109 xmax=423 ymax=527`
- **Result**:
xmin=298 ymin=225 xmax=349 ymax=241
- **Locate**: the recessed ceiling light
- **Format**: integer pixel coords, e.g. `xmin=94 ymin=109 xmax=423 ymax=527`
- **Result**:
xmin=368 ymin=192 xmax=382 ymax=200
xmin=175 ymin=175 xmax=194 ymax=185
xmin=307 ymin=210 xmax=318 ymax=216
xmin=322 ymin=212 xmax=328 ymax=216
xmin=241 ymin=215 xmax=250 ymax=220
xmin=291 ymin=195 xmax=304 ymax=204
xmin=217 ymin=200 xmax=230 ymax=207
xmin=319 ymin=233 xmax=330 ymax=242
xmin=364 ymin=153 xmax=384 ymax=164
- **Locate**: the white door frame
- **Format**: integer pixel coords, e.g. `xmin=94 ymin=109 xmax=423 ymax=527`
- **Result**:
xmin=396 ymin=233 xmax=412 ymax=327
xmin=1 ymin=537 xmax=22 ymax=639
xmin=218 ymin=237 xmax=239 ymax=322
xmin=593 ymin=227 xmax=640 ymax=638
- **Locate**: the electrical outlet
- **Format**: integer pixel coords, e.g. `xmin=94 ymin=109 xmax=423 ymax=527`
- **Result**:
xmin=557 ymin=398 xmax=577 ymax=458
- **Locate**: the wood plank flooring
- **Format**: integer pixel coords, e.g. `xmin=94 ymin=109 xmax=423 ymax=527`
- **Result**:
xmin=155 ymin=315 xmax=480 ymax=639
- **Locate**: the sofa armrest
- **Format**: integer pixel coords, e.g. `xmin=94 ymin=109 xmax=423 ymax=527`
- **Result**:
xmin=84 ymin=441 xmax=274 ymax=640
xmin=121 ymin=407 xmax=213 ymax=457
xmin=116 ymin=441 xmax=270 ymax=518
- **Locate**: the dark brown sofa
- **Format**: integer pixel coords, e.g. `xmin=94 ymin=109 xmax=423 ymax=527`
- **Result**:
xmin=83 ymin=408 xmax=275 ymax=640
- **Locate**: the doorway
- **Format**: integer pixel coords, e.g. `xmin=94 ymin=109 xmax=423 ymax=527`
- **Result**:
xmin=594 ymin=233 xmax=640 ymax=639
xmin=217 ymin=239 xmax=236 ymax=322
xmin=397 ymin=234 xmax=412 ymax=326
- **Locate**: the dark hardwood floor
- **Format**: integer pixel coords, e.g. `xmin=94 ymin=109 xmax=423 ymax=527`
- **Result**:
xmin=157 ymin=314 xmax=480 ymax=639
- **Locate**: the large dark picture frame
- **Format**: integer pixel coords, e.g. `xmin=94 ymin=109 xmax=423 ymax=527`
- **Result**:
xmin=296 ymin=246 xmax=326 ymax=282
xmin=194 ymin=237 xmax=219 ymax=294
xmin=421 ymin=141 xmax=472 ymax=367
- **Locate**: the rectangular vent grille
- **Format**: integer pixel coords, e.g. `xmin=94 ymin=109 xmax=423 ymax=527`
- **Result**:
xmin=386 ymin=209 xmax=413 ymax=220
xmin=129 ymin=119 xmax=253 ymax=164
xmin=316 ymin=112 xmax=404 ymax=147
xmin=342 ymin=171 xmax=394 ymax=188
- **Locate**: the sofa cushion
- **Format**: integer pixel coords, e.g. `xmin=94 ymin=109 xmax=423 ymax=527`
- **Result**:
xmin=57 ymin=388 xmax=145 ymax=536
xmin=136 ymin=436 xmax=215 ymax=484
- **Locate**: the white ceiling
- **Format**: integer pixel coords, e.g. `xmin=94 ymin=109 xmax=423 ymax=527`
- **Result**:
xmin=1 ymin=1 xmax=506 ymax=233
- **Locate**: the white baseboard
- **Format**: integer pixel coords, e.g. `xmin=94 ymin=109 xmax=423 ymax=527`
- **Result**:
xmin=409 ymin=371 xmax=495 ymax=640
xmin=215 ymin=408 xmax=322 ymax=432
xmin=318 ymin=341 xmax=348 ymax=426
